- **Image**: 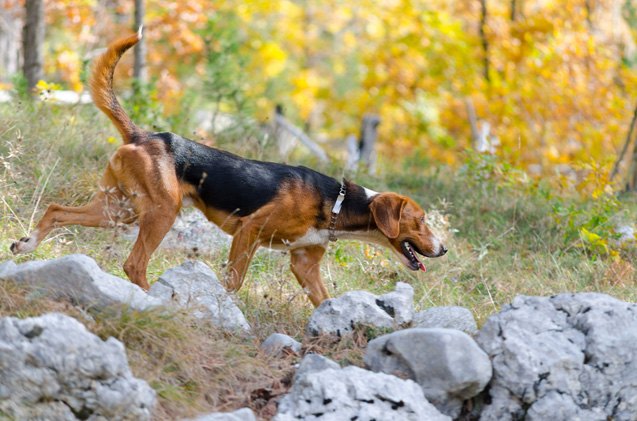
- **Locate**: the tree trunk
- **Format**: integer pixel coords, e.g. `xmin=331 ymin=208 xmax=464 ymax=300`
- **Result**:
xmin=133 ymin=0 xmax=147 ymax=84
xmin=358 ymin=114 xmax=380 ymax=174
xmin=0 ymin=5 xmax=21 ymax=79
xmin=630 ymin=145 xmax=637 ymax=191
xmin=610 ymin=101 xmax=637 ymax=188
xmin=585 ymin=0 xmax=593 ymax=30
xmin=22 ymin=0 xmax=44 ymax=92
xmin=479 ymin=0 xmax=490 ymax=84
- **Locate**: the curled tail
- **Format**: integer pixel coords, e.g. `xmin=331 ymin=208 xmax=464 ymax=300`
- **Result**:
xmin=90 ymin=27 xmax=143 ymax=143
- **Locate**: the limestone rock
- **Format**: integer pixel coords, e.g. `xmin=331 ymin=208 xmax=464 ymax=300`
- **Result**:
xmin=476 ymin=293 xmax=637 ymax=421
xmin=275 ymin=365 xmax=450 ymax=421
xmin=149 ymin=261 xmax=250 ymax=332
xmin=365 ymin=327 xmax=492 ymax=417
xmin=293 ymin=354 xmax=340 ymax=384
xmin=184 ymin=408 xmax=256 ymax=421
xmin=375 ymin=281 xmax=414 ymax=325
xmin=0 ymin=260 xmax=17 ymax=277
xmin=0 ymin=254 xmax=161 ymax=311
xmin=260 ymin=333 xmax=302 ymax=357
xmin=413 ymin=306 xmax=478 ymax=335
xmin=0 ymin=313 xmax=155 ymax=420
xmin=306 ymin=283 xmax=414 ymax=336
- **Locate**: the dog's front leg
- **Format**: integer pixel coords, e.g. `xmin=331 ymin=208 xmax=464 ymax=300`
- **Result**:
xmin=290 ymin=245 xmax=330 ymax=307
xmin=224 ymin=225 xmax=260 ymax=292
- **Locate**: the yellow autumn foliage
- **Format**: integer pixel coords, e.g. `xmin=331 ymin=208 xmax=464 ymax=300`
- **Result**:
xmin=34 ymin=0 xmax=637 ymax=184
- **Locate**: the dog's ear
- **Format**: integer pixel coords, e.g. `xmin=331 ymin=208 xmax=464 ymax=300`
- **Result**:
xmin=370 ymin=194 xmax=407 ymax=239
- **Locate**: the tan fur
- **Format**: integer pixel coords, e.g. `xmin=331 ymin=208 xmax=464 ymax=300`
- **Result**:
xmin=90 ymin=32 xmax=142 ymax=143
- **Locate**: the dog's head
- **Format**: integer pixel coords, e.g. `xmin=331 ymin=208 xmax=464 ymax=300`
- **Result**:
xmin=369 ymin=193 xmax=447 ymax=271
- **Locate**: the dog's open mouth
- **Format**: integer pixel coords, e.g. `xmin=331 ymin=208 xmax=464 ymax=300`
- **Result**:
xmin=401 ymin=241 xmax=426 ymax=272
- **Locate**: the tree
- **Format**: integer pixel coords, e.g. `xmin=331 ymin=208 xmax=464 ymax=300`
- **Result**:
xmin=22 ymin=0 xmax=44 ymax=92
xmin=133 ymin=0 xmax=147 ymax=84
xmin=480 ymin=0 xmax=491 ymax=83
xmin=0 ymin=2 xmax=21 ymax=80
xmin=611 ymin=102 xmax=637 ymax=191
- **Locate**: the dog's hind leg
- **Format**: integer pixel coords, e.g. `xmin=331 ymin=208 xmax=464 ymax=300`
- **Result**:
xmin=122 ymin=207 xmax=177 ymax=291
xmin=10 ymin=165 xmax=135 ymax=255
xmin=114 ymin=145 xmax=181 ymax=291
xmin=290 ymin=245 xmax=329 ymax=307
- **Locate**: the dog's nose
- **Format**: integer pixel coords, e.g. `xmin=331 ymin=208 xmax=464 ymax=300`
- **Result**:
xmin=439 ymin=246 xmax=448 ymax=256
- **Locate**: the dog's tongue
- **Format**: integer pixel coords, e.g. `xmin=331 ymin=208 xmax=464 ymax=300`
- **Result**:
xmin=419 ymin=262 xmax=426 ymax=272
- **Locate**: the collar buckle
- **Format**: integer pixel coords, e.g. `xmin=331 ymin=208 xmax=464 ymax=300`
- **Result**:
xmin=328 ymin=182 xmax=346 ymax=242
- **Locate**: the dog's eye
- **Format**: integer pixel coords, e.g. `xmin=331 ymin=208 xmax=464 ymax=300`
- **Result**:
xmin=420 ymin=216 xmax=425 ymax=224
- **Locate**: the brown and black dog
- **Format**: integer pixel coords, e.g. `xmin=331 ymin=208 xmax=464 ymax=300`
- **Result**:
xmin=10 ymin=30 xmax=446 ymax=307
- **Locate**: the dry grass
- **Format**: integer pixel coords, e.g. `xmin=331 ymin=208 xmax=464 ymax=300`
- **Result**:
xmin=0 ymin=280 xmax=292 ymax=419
xmin=1 ymin=102 xmax=637 ymax=418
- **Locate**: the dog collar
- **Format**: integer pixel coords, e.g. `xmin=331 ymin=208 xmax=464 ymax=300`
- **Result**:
xmin=328 ymin=182 xmax=346 ymax=242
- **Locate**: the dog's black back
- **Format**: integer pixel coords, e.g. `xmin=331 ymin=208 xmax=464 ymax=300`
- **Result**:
xmin=156 ymin=132 xmax=341 ymax=217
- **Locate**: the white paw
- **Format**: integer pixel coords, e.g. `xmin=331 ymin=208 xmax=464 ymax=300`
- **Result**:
xmin=10 ymin=231 xmax=38 ymax=254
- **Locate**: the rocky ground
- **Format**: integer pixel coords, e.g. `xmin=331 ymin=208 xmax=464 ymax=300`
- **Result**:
xmin=1 ymin=253 xmax=637 ymax=420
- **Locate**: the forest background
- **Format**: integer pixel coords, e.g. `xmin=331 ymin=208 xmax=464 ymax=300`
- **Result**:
xmin=2 ymin=0 xmax=637 ymax=175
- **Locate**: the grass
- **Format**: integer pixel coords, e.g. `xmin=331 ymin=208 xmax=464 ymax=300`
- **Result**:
xmin=1 ymin=101 xmax=636 ymax=418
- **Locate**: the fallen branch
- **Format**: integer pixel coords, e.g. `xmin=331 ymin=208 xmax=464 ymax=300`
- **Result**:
xmin=274 ymin=113 xmax=329 ymax=163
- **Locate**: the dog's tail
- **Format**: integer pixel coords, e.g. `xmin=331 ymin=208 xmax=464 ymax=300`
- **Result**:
xmin=90 ymin=27 xmax=143 ymax=144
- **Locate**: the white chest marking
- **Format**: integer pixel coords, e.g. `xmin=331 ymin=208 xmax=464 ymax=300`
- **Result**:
xmin=363 ymin=186 xmax=379 ymax=199
xmin=267 ymin=228 xmax=330 ymax=250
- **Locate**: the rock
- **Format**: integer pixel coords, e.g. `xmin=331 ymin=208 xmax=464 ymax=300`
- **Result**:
xmin=375 ymin=282 xmax=414 ymax=325
xmin=365 ymin=328 xmax=492 ymax=417
xmin=260 ymin=333 xmax=301 ymax=357
xmin=476 ymin=293 xmax=637 ymax=421
xmin=413 ymin=306 xmax=478 ymax=335
xmin=0 ymin=313 xmax=155 ymax=420
xmin=184 ymin=408 xmax=256 ymax=421
xmin=275 ymin=365 xmax=450 ymax=421
xmin=525 ymin=391 xmax=606 ymax=421
xmin=615 ymin=224 xmax=635 ymax=244
xmin=306 ymin=290 xmax=393 ymax=336
xmin=293 ymin=354 xmax=340 ymax=383
xmin=123 ymin=210 xmax=231 ymax=255
xmin=149 ymin=261 xmax=250 ymax=332
xmin=0 ymin=260 xmax=17 ymax=277
xmin=306 ymin=283 xmax=414 ymax=336
xmin=0 ymin=254 xmax=161 ymax=311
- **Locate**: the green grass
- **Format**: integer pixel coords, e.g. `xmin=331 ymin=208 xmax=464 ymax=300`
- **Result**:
xmin=1 ymin=102 xmax=636 ymax=418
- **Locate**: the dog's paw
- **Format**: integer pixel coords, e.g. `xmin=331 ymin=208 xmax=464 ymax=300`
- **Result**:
xmin=10 ymin=235 xmax=37 ymax=255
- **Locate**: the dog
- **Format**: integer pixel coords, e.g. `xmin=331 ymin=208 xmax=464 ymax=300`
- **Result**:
xmin=10 ymin=29 xmax=447 ymax=307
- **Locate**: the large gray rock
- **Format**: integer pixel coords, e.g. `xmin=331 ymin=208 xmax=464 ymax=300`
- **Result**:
xmin=413 ymin=306 xmax=478 ymax=335
xmin=275 ymin=365 xmax=450 ymax=421
xmin=0 ymin=260 xmax=17 ymax=277
xmin=306 ymin=282 xmax=414 ymax=336
xmin=184 ymin=408 xmax=256 ymax=421
xmin=149 ymin=261 xmax=250 ymax=332
xmin=365 ymin=328 xmax=492 ymax=417
xmin=0 ymin=313 xmax=155 ymax=420
xmin=476 ymin=293 xmax=637 ymax=421
xmin=293 ymin=354 xmax=340 ymax=384
xmin=260 ymin=333 xmax=301 ymax=357
xmin=375 ymin=281 xmax=414 ymax=325
xmin=0 ymin=254 xmax=161 ymax=311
